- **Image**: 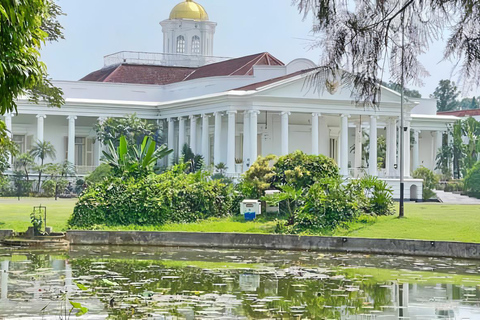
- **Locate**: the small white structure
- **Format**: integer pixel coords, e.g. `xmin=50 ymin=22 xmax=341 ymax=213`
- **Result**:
xmin=1 ymin=0 xmax=460 ymax=200
xmin=240 ymin=200 xmax=261 ymax=219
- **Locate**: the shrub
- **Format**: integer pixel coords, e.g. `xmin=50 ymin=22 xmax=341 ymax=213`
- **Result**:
xmin=273 ymin=151 xmax=340 ymax=189
xmin=465 ymin=161 xmax=480 ymax=193
xmin=85 ymin=163 xmax=111 ymax=184
xmin=68 ymin=165 xmax=234 ymax=228
xmin=237 ymin=155 xmax=277 ymax=199
xmin=412 ymin=166 xmax=440 ymax=200
xmin=42 ymin=179 xmax=68 ymax=197
xmin=295 ymin=177 xmax=359 ymax=232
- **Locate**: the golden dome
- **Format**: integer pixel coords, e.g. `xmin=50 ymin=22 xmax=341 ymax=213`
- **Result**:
xmin=169 ymin=0 xmax=209 ymax=21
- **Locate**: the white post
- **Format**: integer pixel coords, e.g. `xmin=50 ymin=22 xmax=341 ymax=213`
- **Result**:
xmin=250 ymin=110 xmax=260 ymax=164
xmin=355 ymin=121 xmax=363 ymax=174
xmin=4 ymin=114 xmax=13 ymax=167
xmin=36 ymin=114 xmax=46 ymax=143
xmin=448 ymin=130 xmax=454 ymax=176
xmin=281 ymin=112 xmax=290 ymax=156
xmin=167 ymin=118 xmax=175 ymax=166
xmin=67 ymin=115 xmax=77 ymax=165
xmin=226 ymin=111 xmax=236 ymax=174
xmin=214 ymin=112 xmax=222 ymax=165
xmin=369 ymin=116 xmax=378 ymax=176
xmin=412 ymin=129 xmax=419 ymax=171
xmin=340 ymin=114 xmax=349 ymax=177
xmin=243 ymin=111 xmax=251 ymax=170
xmin=201 ymin=114 xmax=210 ymax=166
xmin=311 ymin=113 xmax=319 ymax=155
xmin=189 ymin=115 xmax=197 ymax=154
xmin=178 ymin=117 xmax=185 ymax=158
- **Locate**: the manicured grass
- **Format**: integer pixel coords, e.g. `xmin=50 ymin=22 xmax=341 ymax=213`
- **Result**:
xmin=333 ymin=203 xmax=480 ymax=243
xmin=0 ymin=197 xmax=77 ymax=232
xmin=94 ymin=215 xmax=278 ymax=234
xmin=2 ymin=198 xmax=480 ymax=243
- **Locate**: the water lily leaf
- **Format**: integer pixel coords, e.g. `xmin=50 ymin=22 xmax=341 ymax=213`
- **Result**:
xmin=102 ymin=279 xmax=119 ymax=286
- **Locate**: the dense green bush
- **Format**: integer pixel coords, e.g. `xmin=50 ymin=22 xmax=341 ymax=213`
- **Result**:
xmin=465 ymin=161 xmax=480 ymax=193
xmin=42 ymin=179 xmax=68 ymax=197
xmin=273 ymin=151 xmax=340 ymax=189
xmin=68 ymin=165 xmax=234 ymax=228
xmin=412 ymin=166 xmax=440 ymax=200
xmin=85 ymin=163 xmax=111 ymax=185
xmin=237 ymin=155 xmax=277 ymax=199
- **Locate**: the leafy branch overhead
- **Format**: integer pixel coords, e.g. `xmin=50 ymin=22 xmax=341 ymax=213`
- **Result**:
xmin=0 ymin=0 xmax=65 ymax=115
xmin=293 ymin=0 xmax=480 ymax=107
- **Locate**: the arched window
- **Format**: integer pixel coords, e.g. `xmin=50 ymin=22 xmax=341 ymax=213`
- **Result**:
xmin=176 ymin=35 xmax=185 ymax=53
xmin=191 ymin=36 xmax=201 ymax=54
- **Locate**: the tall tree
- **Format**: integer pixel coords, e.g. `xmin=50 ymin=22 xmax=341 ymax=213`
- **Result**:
xmin=0 ymin=121 xmax=18 ymax=174
xmin=95 ymin=114 xmax=163 ymax=148
xmin=0 ymin=0 xmax=65 ymax=115
xmin=293 ymin=0 xmax=480 ymax=107
xmin=431 ymin=80 xmax=460 ymax=112
xmin=30 ymin=140 xmax=56 ymax=191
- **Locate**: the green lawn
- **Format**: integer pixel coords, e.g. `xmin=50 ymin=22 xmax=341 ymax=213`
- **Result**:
xmin=1 ymin=199 xmax=480 ymax=243
xmin=0 ymin=197 xmax=77 ymax=232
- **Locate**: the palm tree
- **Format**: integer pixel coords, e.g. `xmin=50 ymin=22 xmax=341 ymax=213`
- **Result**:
xmin=14 ymin=153 xmax=35 ymax=182
xmin=30 ymin=140 xmax=56 ymax=192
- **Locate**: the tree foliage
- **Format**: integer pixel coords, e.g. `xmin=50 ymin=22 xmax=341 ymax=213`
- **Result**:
xmin=432 ymin=80 xmax=460 ymax=112
xmin=0 ymin=120 xmax=18 ymax=174
xmin=95 ymin=114 xmax=162 ymax=148
xmin=0 ymin=0 xmax=65 ymax=114
xmin=293 ymin=0 xmax=480 ymax=106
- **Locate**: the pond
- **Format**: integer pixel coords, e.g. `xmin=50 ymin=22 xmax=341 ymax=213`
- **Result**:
xmin=1 ymin=245 xmax=480 ymax=319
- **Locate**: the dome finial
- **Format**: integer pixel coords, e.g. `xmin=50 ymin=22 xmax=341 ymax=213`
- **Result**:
xmin=169 ymin=0 xmax=209 ymax=21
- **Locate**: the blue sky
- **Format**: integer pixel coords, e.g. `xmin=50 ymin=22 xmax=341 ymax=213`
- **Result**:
xmin=40 ymin=0 xmax=474 ymax=98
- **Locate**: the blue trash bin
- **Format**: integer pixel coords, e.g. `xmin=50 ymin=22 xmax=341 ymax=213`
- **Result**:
xmin=244 ymin=211 xmax=256 ymax=221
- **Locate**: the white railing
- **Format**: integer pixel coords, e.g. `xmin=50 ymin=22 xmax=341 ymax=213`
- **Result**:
xmin=76 ymin=166 xmax=96 ymax=175
xmin=104 ymin=51 xmax=231 ymax=68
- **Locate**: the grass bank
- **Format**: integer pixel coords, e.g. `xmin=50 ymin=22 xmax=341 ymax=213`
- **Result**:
xmin=2 ymin=199 xmax=480 ymax=243
xmin=0 ymin=197 xmax=77 ymax=232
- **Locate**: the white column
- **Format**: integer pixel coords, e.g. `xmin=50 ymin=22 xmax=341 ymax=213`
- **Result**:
xmin=448 ymin=131 xmax=454 ymax=176
xmin=340 ymin=114 xmax=349 ymax=177
xmin=189 ymin=115 xmax=197 ymax=154
xmin=243 ymin=111 xmax=251 ymax=170
xmin=435 ymin=131 xmax=443 ymax=173
xmin=404 ymin=121 xmax=411 ymax=177
xmin=369 ymin=116 xmax=378 ymax=176
xmin=226 ymin=111 xmax=236 ymax=174
xmin=178 ymin=117 xmax=186 ymax=158
xmin=412 ymin=129 xmax=419 ymax=171
xmin=311 ymin=113 xmax=319 ymax=155
xmin=387 ymin=118 xmax=397 ymax=177
xmin=250 ymin=110 xmax=260 ymax=163
xmin=4 ymin=114 xmax=13 ymax=166
xmin=96 ymin=117 xmax=106 ymax=166
xmin=36 ymin=114 xmax=46 ymax=143
xmin=355 ymin=122 xmax=363 ymax=172
xmin=67 ymin=115 xmax=76 ymax=165
xmin=201 ymin=114 xmax=210 ymax=166
xmin=167 ymin=118 xmax=175 ymax=166
xmin=214 ymin=112 xmax=222 ymax=165
xmin=281 ymin=112 xmax=290 ymax=156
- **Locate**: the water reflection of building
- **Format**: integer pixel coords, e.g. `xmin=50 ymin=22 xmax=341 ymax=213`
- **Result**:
xmin=344 ymin=282 xmax=479 ymax=320
xmin=239 ymin=273 xmax=261 ymax=292
xmin=0 ymin=255 xmax=106 ymax=319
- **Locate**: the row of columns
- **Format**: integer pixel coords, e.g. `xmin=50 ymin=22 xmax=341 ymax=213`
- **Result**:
xmin=2 ymin=114 xmax=106 ymax=168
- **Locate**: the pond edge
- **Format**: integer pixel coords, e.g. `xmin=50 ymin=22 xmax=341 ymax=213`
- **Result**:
xmin=64 ymin=231 xmax=480 ymax=260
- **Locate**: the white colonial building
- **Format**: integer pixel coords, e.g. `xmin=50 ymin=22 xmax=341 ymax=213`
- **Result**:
xmin=2 ymin=0 xmax=459 ymax=199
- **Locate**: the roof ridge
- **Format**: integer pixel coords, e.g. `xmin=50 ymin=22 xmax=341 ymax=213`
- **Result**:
xmin=228 ymin=53 xmax=265 ymax=76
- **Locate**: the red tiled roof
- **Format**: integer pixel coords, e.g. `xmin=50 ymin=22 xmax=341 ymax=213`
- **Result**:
xmin=80 ymin=64 xmax=196 ymax=85
xmin=437 ymin=109 xmax=480 ymax=117
xmin=233 ymin=69 xmax=314 ymax=91
xmin=183 ymin=52 xmax=284 ymax=81
xmin=80 ymin=52 xmax=285 ymax=85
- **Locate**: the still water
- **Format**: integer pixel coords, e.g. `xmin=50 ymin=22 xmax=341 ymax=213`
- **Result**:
xmin=0 ymin=245 xmax=480 ymax=319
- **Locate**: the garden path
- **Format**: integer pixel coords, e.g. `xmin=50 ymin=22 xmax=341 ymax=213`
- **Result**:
xmin=434 ymin=190 xmax=480 ymax=204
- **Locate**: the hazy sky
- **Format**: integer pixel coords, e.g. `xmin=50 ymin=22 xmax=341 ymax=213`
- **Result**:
xmin=40 ymin=0 xmax=475 ymax=98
